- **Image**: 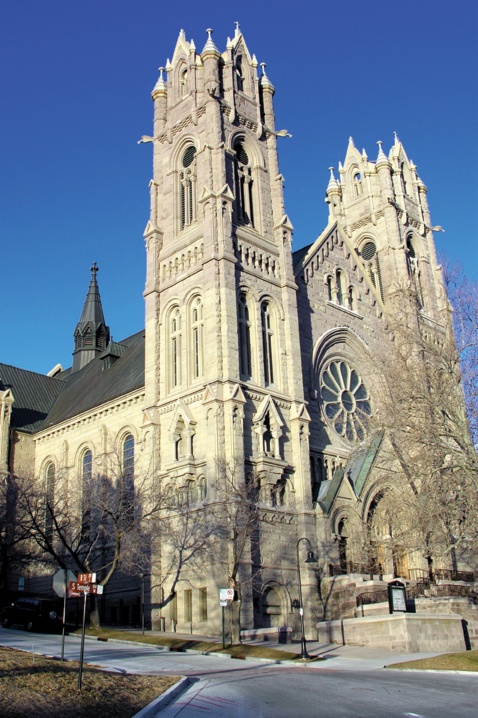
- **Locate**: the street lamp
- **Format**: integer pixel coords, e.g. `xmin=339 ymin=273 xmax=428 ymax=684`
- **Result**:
xmin=296 ymin=537 xmax=318 ymax=659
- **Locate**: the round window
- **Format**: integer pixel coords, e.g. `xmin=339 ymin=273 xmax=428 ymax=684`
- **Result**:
xmin=320 ymin=360 xmax=371 ymax=442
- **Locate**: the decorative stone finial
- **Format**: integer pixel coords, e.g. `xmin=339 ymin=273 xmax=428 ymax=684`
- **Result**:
xmin=376 ymin=141 xmax=390 ymax=167
xmin=259 ymin=62 xmax=274 ymax=91
xmin=152 ymin=67 xmax=167 ymax=97
xmin=202 ymin=28 xmax=220 ymax=57
xmin=235 ymin=21 xmax=241 ymax=37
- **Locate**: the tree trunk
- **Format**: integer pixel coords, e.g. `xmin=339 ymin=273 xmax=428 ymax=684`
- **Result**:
xmin=88 ymin=594 xmax=101 ymax=629
xmin=230 ymin=599 xmax=242 ymax=645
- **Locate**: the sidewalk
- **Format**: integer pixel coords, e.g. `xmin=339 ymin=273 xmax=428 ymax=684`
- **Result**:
xmin=117 ymin=628 xmax=442 ymax=672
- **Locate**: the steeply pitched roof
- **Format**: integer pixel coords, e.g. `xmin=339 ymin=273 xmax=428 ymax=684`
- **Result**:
xmin=0 ymin=364 xmax=66 ymax=433
xmin=39 ymin=330 xmax=145 ymax=430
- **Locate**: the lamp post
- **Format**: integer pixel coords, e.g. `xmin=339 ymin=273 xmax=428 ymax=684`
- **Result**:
xmin=296 ymin=537 xmax=317 ymax=659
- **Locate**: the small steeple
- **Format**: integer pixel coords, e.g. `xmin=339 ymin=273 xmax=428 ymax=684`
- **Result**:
xmin=72 ymin=263 xmax=110 ymax=373
xmin=375 ymin=140 xmax=391 ymax=168
xmin=201 ymin=28 xmax=220 ymax=58
xmin=152 ymin=67 xmax=167 ymax=99
xmin=259 ymin=62 xmax=274 ymax=92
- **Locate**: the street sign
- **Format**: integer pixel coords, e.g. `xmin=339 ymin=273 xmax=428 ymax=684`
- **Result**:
xmin=53 ymin=569 xmax=76 ymax=597
xmin=219 ymin=588 xmax=234 ymax=601
xmin=220 ymin=600 xmax=228 ymax=607
xmin=69 ymin=581 xmax=103 ymax=596
xmin=77 ymin=572 xmax=96 ymax=584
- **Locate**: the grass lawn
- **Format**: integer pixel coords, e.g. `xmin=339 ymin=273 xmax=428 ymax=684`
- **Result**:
xmin=72 ymin=627 xmax=304 ymax=660
xmin=0 ymin=646 xmax=178 ymax=718
xmin=0 ymin=628 xmax=327 ymax=718
xmin=387 ymin=649 xmax=478 ymax=672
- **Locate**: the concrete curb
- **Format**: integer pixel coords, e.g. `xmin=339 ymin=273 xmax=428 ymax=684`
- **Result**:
xmin=131 ymin=676 xmax=190 ymax=718
xmin=384 ymin=667 xmax=478 ymax=676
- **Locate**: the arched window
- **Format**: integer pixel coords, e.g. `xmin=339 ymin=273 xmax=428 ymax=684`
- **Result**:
xmin=235 ymin=55 xmax=244 ymax=91
xmin=336 ymin=270 xmax=344 ymax=305
xmin=400 ymin=161 xmax=408 ymax=195
xmin=238 ymin=292 xmax=252 ymax=378
xmin=179 ymin=145 xmax=197 ymax=231
xmin=121 ymin=434 xmax=135 ymax=522
xmin=338 ymin=518 xmax=349 ymax=574
xmin=81 ymin=449 xmax=92 ymax=536
xmin=348 ymin=286 xmax=354 ymax=311
xmin=44 ymin=462 xmax=55 ymax=540
xmin=190 ymin=297 xmax=203 ymax=381
xmin=180 ymin=66 xmax=188 ymax=97
xmin=326 ymin=275 xmax=333 ymax=302
xmin=234 ymin=142 xmax=254 ymax=227
xmin=170 ymin=307 xmax=182 ymax=389
xmin=406 ymin=236 xmax=424 ymax=309
xmin=352 ymin=169 xmax=363 ymax=197
xmin=261 ymin=300 xmax=275 ymax=386
xmin=359 ymin=240 xmax=384 ymax=303
xmin=197 ymin=475 xmax=207 ymax=501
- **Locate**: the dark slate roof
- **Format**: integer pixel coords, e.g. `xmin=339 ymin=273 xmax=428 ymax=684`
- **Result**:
xmin=0 ymin=364 xmax=66 ymax=433
xmin=40 ymin=330 xmax=145 ymax=430
xmin=292 ymin=243 xmax=313 ymax=274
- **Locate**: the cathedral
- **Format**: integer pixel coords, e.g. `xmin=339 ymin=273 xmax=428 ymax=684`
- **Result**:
xmin=0 ymin=26 xmax=455 ymax=637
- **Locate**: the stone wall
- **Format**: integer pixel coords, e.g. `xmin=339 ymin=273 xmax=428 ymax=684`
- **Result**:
xmin=317 ymin=613 xmax=466 ymax=653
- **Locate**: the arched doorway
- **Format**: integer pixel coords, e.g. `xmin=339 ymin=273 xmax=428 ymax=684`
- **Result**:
xmin=261 ymin=585 xmax=287 ymax=628
xmin=367 ymin=491 xmax=409 ymax=579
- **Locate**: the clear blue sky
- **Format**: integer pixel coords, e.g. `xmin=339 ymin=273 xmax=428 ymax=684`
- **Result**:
xmin=1 ymin=0 xmax=477 ymax=374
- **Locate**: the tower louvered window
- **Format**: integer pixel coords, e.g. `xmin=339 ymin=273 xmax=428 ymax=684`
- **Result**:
xmin=180 ymin=146 xmax=196 ymax=230
xmin=261 ymin=300 xmax=275 ymax=386
xmin=191 ymin=297 xmax=203 ymax=380
xmin=238 ymin=293 xmax=252 ymax=378
xmin=360 ymin=241 xmax=384 ymax=303
xmin=170 ymin=307 xmax=182 ymax=388
xmin=234 ymin=143 xmax=254 ymax=227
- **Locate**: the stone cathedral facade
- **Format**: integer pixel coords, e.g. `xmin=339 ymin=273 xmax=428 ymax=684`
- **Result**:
xmin=0 ymin=27 xmax=451 ymax=635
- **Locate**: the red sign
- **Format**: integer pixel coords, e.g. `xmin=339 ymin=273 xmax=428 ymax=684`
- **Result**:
xmin=77 ymin=573 xmax=96 ymax=584
xmin=69 ymin=581 xmax=103 ymax=596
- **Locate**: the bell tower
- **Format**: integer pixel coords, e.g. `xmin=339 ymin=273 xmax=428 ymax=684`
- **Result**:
xmin=142 ymin=25 xmax=315 ymax=632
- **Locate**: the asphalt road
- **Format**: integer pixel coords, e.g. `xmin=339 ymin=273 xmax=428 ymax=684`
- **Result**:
xmin=1 ymin=628 xmax=476 ymax=718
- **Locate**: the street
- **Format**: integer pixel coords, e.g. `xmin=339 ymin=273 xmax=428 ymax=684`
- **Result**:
xmin=0 ymin=628 xmax=476 ymax=717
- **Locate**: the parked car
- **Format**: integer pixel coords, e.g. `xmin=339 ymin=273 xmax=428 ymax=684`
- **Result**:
xmin=1 ymin=597 xmax=63 ymax=632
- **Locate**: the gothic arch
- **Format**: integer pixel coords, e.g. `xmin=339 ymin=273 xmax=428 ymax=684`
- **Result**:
xmin=259 ymin=580 xmax=291 ymax=628
xmin=169 ymin=134 xmax=202 ymax=171
xmin=226 ymin=131 xmax=265 ymax=169
xmin=312 ymin=327 xmax=379 ymax=445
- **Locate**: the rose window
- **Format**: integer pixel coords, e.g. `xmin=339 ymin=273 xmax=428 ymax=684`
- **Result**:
xmin=320 ymin=360 xmax=371 ymax=442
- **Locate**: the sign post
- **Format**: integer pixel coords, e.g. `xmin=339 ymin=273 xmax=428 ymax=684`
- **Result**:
xmin=219 ymin=588 xmax=234 ymax=649
xmin=53 ymin=569 xmax=76 ymax=661
xmin=70 ymin=574 xmax=103 ymax=690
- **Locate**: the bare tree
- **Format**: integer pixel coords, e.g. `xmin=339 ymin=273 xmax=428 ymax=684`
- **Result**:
xmin=0 ymin=474 xmax=33 ymax=602
xmin=443 ymin=264 xmax=478 ymax=446
xmin=211 ymin=460 xmax=262 ymax=644
xmin=13 ymin=459 xmax=170 ymax=627
xmin=374 ymin=282 xmax=478 ymax=575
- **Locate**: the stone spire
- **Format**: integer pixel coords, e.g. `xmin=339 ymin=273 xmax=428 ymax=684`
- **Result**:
xmin=72 ymin=263 xmax=110 ymax=373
